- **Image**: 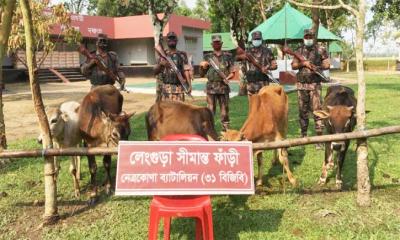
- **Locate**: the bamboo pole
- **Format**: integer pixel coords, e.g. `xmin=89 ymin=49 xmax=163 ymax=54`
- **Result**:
xmin=253 ymin=125 xmax=400 ymax=150
xmin=0 ymin=126 xmax=399 ymax=159
xmin=20 ymin=0 xmax=58 ymax=224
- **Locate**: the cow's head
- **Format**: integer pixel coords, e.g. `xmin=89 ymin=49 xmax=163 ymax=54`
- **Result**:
xmin=220 ymin=130 xmax=244 ymax=141
xmin=38 ymin=106 xmax=68 ymax=144
xmin=314 ymin=105 xmax=355 ymax=150
xmin=101 ymin=111 xmax=135 ymax=147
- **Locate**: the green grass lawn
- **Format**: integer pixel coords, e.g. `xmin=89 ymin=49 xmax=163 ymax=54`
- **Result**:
xmin=1 ymin=73 xmax=400 ymax=239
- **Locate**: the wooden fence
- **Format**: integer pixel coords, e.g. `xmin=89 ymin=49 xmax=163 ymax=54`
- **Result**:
xmin=0 ymin=125 xmax=399 ymax=158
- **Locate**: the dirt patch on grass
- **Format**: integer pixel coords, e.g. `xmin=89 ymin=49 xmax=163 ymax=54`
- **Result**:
xmin=3 ymin=78 xmax=157 ymax=143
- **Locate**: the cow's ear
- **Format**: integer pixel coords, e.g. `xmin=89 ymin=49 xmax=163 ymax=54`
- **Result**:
xmin=108 ymin=113 xmax=119 ymax=121
xmin=100 ymin=111 xmax=110 ymax=123
xmin=74 ymin=106 xmax=80 ymax=113
xmin=313 ymin=110 xmax=330 ymax=119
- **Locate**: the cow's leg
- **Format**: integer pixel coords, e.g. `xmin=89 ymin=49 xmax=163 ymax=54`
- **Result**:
xmin=76 ymin=144 xmax=81 ymax=180
xmin=53 ymin=142 xmax=60 ymax=180
xmin=336 ymin=140 xmax=349 ymax=189
xmin=278 ymin=148 xmax=296 ymax=186
xmin=69 ymin=156 xmax=80 ymax=198
xmin=255 ymin=151 xmax=264 ymax=186
xmin=103 ymin=155 xmax=112 ymax=195
xmin=319 ymin=142 xmax=332 ymax=185
xmin=87 ymin=155 xmax=98 ymax=203
xmin=272 ymin=149 xmax=279 ymax=166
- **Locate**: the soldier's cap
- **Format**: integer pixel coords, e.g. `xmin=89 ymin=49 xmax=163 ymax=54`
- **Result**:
xmin=211 ymin=34 xmax=222 ymax=42
xmin=251 ymin=31 xmax=263 ymax=40
xmin=167 ymin=31 xmax=178 ymax=40
xmin=304 ymin=29 xmax=315 ymax=36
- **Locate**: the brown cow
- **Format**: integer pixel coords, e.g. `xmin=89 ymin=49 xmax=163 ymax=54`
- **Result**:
xmin=79 ymin=85 xmax=135 ymax=198
xmin=221 ymin=85 xmax=296 ymax=187
xmin=313 ymin=85 xmax=357 ymax=189
xmin=145 ymin=101 xmax=218 ymax=141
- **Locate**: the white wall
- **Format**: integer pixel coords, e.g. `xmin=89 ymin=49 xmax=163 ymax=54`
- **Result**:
xmin=111 ymin=38 xmax=155 ymax=66
xmin=179 ymin=27 xmax=204 ymax=65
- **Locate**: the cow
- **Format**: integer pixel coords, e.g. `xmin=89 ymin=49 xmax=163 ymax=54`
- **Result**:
xmin=39 ymin=101 xmax=82 ymax=197
xmin=145 ymin=101 xmax=218 ymax=141
xmin=221 ymin=85 xmax=297 ymax=187
xmin=79 ymin=85 xmax=135 ymax=198
xmin=313 ymin=85 xmax=357 ymax=189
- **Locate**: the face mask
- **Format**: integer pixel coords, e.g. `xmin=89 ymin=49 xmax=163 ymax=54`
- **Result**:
xmin=304 ymin=39 xmax=314 ymax=47
xmin=212 ymin=42 xmax=222 ymax=51
xmin=252 ymin=40 xmax=262 ymax=47
xmin=167 ymin=40 xmax=177 ymax=49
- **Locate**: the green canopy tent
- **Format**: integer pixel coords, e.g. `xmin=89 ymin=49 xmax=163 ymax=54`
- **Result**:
xmin=249 ymin=3 xmax=341 ymax=43
xmin=329 ymin=41 xmax=343 ymax=53
xmin=203 ymin=32 xmax=236 ymax=51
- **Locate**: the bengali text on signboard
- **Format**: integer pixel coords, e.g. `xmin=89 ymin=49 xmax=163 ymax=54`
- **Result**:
xmin=115 ymin=141 xmax=254 ymax=196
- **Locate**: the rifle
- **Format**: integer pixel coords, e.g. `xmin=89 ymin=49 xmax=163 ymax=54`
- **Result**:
xmin=208 ymin=57 xmax=230 ymax=85
xmin=236 ymin=46 xmax=280 ymax=84
xmin=281 ymin=45 xmax=330 ymax=83
xmin=78 ymin=44 xmax=129 ymax=92
xmin=154 ymin=44 xmax=194 ymax=100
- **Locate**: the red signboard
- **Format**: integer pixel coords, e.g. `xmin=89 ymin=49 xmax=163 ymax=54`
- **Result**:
xmin=115 ymin=141 xmax=254 ymax=196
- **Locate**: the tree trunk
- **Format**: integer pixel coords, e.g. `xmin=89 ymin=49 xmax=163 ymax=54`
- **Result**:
xmin=20 ymin=0 xmax=59 ymax=224
xmin=355 ymin=0 xmax=370 ymax=207
xmin=259 ymin=0 xmax=267 ymax=21
xmin=0 ymin=1 xmax=16 ymax=150
xmin=311 ymin=0 xmax=320 ymax=43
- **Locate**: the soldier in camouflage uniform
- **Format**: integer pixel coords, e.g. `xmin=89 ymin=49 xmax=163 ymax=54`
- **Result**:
xmin=154 ymin=32 xmax=191 ymax=102
xmin=199 ymin=34 xmax=235 ymax=131
xmin=81 ymin=34 xmax=126 ymax=90
xmin=237 ymin=31 xmax=277 ymax=96
xmin=291 ymin=29 xmax=330 ymax=140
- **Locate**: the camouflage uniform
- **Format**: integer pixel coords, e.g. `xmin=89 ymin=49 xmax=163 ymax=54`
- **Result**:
xmin=295 ymin=44 xmax=329 ymax=136
xmin=157 ymin=50 xmax=189 ymax=102
xmin=202 ymin=51 xmax=234 ymax=130
xmin=81 ymin=51 xmax=125 ymax=90
xmin=245 ymin=46 xmax=275 ymax=95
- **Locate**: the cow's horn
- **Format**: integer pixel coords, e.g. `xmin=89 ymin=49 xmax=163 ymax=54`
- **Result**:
xmin=327 ymin=105 xmax=334 ymax=110
xmin=125 ymin=111 xmax=136 ymax=119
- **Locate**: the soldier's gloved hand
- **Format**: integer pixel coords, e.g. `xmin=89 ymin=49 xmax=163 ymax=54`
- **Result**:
xmin=160 ymin=58 xmax=170 ymax=67
xmin=302 ymin=61 xmax=314 ymax=70
xmin=200 ymin=61 xmax=209 ymax=69
xmin=261 ymin=66 xmax=269 ymax=74
xmin=88 ymin=58 xmax=97 ymax=67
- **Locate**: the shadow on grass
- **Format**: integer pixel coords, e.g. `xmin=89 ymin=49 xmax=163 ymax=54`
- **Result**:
xmin=169 ymin=201 xmax=284 ymax=239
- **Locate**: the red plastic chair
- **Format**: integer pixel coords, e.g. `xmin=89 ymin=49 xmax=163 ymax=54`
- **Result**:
xmin=148 ymin=134 xmax=214 ymax=240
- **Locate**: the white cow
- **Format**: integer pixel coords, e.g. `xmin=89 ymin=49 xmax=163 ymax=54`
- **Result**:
xmin=39 ymin=101 xmax=82 ymax=197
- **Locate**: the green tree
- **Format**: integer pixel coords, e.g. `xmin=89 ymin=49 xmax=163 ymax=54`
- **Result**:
xmin=174 ymin=0 xmax=192 ymax=17
xmin=9 ymin=0 xmax=81 ymax=224
xmin=192 ymin=0 xmax=209 ymax=21
xmin=290 ymin=0 xmax=371 ymax=207
xmin=63 ymin=0 xmax=88 ymax=14
xmin=0 ymin=1 xmax=17 ymax=150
